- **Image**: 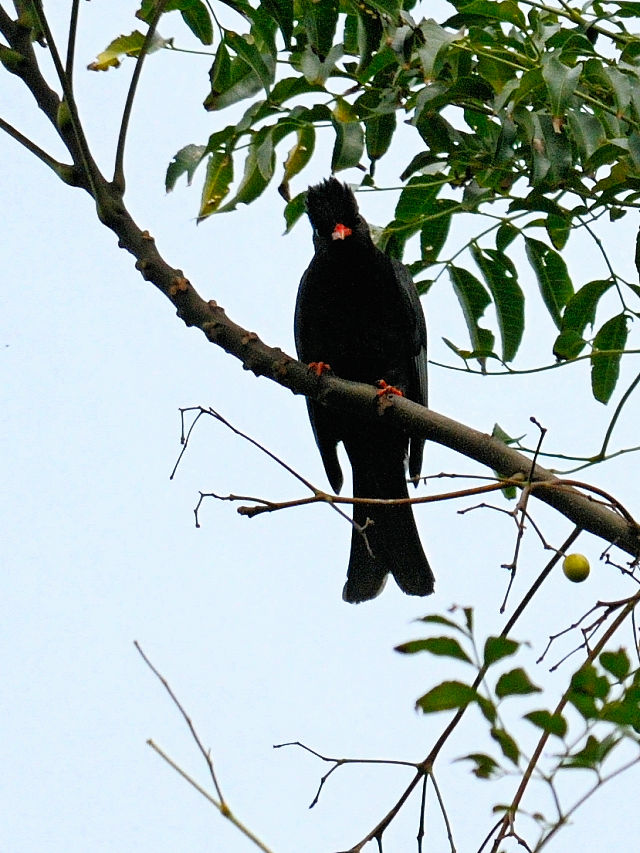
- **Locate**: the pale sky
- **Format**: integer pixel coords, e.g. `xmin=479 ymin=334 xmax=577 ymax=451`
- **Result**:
xmin=2 ymin=5 xmax=639 ymax=852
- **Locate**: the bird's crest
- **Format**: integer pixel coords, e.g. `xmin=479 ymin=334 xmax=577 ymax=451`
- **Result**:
xmin=306 ymin=178 xmax=361 ymax=238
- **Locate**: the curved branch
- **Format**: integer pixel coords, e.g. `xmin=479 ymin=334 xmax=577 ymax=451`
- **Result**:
xmin=0 ymin=114 xmax=72 ymax=178
xmin=88 ymin=188 xmax=640 ymax=564
xmin=113 ymin=0 xmax=170 ymax=191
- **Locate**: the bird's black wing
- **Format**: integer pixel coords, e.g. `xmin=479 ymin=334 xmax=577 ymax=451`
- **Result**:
xmin=294 ymin=267 xmax=344 ymax=495
xmin=390 ymin=257 xmax=428 ymax=481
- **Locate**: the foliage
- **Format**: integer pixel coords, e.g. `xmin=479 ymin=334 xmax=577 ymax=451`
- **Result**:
xmin=397 ymin=604 xmax=640 ymax=849
xmin=92 ymin=0 xmax=640 ymax=404
xmin=2 ymin=3 xmax=640 ymax=852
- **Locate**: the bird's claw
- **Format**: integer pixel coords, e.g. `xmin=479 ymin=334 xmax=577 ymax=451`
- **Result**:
xmin=308 ymin=361 xmax=332 ymax=377
xmin=376 ymin=380 xmax=404 ymax=398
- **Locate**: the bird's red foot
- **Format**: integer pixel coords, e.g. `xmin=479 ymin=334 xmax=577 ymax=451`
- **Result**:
xmin=376 ymin=379 xmax=404 ymax=397
xmin=308 ymin=361 xmax=332 ymax=376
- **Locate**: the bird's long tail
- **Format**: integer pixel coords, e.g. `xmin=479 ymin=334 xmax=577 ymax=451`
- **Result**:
xmin=343 ymin=444 xmax=434 ymax=604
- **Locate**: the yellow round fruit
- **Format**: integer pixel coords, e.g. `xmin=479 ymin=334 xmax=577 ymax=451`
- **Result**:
xmin=562 ymin=553 xmax=590 ymax=582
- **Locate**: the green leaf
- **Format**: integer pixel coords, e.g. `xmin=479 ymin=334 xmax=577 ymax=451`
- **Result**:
xmin=88 ymin=31 xmax=165 ymax=71
xmin=166 ymin=143 xmax=207 ymax=191
xmin=395 ymin=636 xmax=473 ymax=663
xmin=419 ymin=199 xmax=457 ymax=265
xmin=566 ymin=110 xmax=606 ymax=162
xmin=457 ymin=752 xmax=501 ymax=779
xmin=283 ymin=191 xmax=307 ymax=232
xmin=282 ymin=123 xmax=315 ymax=184
xmin=495 ymin=222 xmax=518 ymax=252
xmin=395 ymin=176 xmax=443 ymax=222
xmin=217 ymin=128 xmax=273 ymax=212
xmin=197 ymin=151 xmax=233 ymax=219
xmin=601 ymin=698 xmax=640 ymax=729
xmin=226 ymin=30 xmax=274 ymax=94
xmin=363 ymin=0 xmax=401 ymax=15
xmin=355 ymin=5 xmax=383 ymax=73
xmin=136 ymin=0 xmax=214 ymax=44
xmin=545 ymin=213 xmax=570 ymax=250
xmin=449 ymin=265 xmax=495 ymax=358
xmin=495 ymin=668 xmax=541 ymax=699
xmin=417 ymin=19 xmax=461 ymax=78
xmin=524 ymin=237 xmax=573 ymax=329
xmin=600 ymin=648 xmax=631 ymax=680
xmin=463 ymin=606 xmax=474 ymax=634
xmin=490 ymin=727 xmax=519 ymax=765
xmin=416 ymin=680 xmax=476 ymax=713
xmin=483 ymin=636 xmax=520 ymax=667
xmin=300 ymin=42 xmax=344 ymax=84
xmin=476 ymin=694 xmax=497 ymax=724
xmin=204 ymin=47 xmax=265 ymax=111
xmin=591 ymin=313 xmax=629 ymax=404
xmin=415 ymin=613 xmax=472 ymax=635
xmin=331 ymin=99 xmax=364 ymax=171
xmin=447 ymin=0 xmax=526 ymax=27
xmin=541 ymin=55 xmax=582 ymax=117
xmin=471 ymin=245 xmax=524 ymax=362
xmin=568 ymin=664 xmax=610 ymax=718
xmin=262 ymin=0 xmax=293 ymax=48
xmin=553 ymin=329 xmax=587 ymax=361
xmin=524 ymin=710 xmax=568 ymax=738
xmin=300 ymin=0 xmax=339 ymax=58
xmin=269 ymin=76 xmax=326 ymax=105
xmin=562 ymin=279 xmax=613 ymax=334
xmin=179 ymin=0 xmax=213 ymax=44
xmin=562 ymin=733 xmax=620 ymax=770
xmin=365 ymin=112 xmax=396 ymax=163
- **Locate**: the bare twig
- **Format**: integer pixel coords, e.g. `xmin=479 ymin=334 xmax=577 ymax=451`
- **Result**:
xmin=273 ymin=741 xmax=418 ymax=809
xmin=500 ymin=418 xmax=547 ymax=613
xmin=134 ymin=641 xmax=225 ymax=805
xmin=147 ymin=740 xmax=274 ymax=853
xmin=537 ymin=597 xmax=636 ymax=667
xmin=0 ymin=115 xmax=69 ymax=175
xmin=429 ymin=773 xmax=456 ymax=853
xmin=537 ymin=752 xmax=640 ymax=850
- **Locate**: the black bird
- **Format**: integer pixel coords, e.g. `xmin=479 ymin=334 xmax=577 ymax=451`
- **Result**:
xmin=295 ymin=178 xmax=434 ymax=603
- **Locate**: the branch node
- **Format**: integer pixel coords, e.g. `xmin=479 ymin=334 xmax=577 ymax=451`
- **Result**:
xmin=169 ymin=275 xmax=189 ymax=296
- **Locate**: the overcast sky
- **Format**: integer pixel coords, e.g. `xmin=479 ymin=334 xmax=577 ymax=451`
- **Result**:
xmin=2 ymin=4 xmax=639 ymax=852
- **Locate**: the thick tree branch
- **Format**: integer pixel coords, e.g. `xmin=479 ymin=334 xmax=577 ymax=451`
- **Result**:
xmin=92 ymin=190 xmax=640 ymax=563
xmin=1 ymin=16 xmax=638 ymax=566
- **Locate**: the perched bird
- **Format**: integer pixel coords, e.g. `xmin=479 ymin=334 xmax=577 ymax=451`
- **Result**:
xmin=295 ymin=178 xmax=434 ymax=603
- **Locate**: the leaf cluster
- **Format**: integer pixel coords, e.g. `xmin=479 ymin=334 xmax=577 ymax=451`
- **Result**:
xmin=89 ymin=0 xmax=640 ymax=404
xmin=397 ymin=607 xmax=640 ymax=846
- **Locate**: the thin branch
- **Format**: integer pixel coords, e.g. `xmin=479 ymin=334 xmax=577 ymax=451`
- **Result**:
xmin=0 ymin=115 xmax=70 ymax=175
xmin=537 ymin=752 xmax=640 ymax=851
xmin=66 ymin=0 xmax=80 ymax=80
xmin=27 ymin=1 xmax=101 ymax=194
xmin=500 ymin=418 xmax=547 ymax=613
xmin=113 ymin=0 xmax=170 ymax=190
xmin=350 ymin=529 xmax=582 ymax=852
xmin=429 ymin=773 xmax=456 ymax=853
xmin=134 ymin=641 xmax=226 ymax=805
xmin=597 ymin=369 xmax=640 ymax=460
xmin=417 ymin=775 xmax=427 ymax=853
xmin=147 ymin=740 xmax=275 ymax=853
xmin=273 ymin=740 xmax=417 ymax=809
xmin=489 ymin=591 xmax=640 ymax=852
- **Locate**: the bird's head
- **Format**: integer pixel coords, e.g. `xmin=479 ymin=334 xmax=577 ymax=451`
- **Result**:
xmin=305 ymin=178 xmax=371 ymax=249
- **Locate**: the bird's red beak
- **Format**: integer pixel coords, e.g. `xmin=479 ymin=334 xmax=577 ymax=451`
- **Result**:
xmin=332 ymin=223 xmax=352 ymax=241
